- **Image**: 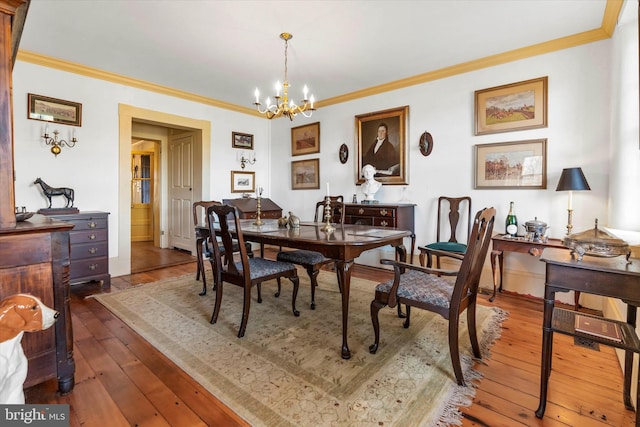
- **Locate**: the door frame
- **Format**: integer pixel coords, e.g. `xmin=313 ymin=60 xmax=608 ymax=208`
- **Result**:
xmin=115 ymin=104 xmax=211 ymax=276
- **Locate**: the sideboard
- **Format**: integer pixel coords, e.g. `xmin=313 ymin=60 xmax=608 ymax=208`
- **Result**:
xmin=344 ymin=203 xmax=416 ymax=261
xmin=0 ymin=214 xmax=75 ymax=393
xmin=40 ymin=211 xmax=111 ymax=289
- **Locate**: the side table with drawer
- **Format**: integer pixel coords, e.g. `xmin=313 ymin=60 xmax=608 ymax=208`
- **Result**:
xmin=44 ymin=211 xmax=111 ymax=289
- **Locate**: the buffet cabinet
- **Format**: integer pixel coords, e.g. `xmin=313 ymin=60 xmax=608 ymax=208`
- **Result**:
xmin=0 ymin=215 xmax=75 ymax=392
xmin=344 ymin=203 xmax=416 ymax=259
xmin=43 ymin=211 xmax=111 ymax=289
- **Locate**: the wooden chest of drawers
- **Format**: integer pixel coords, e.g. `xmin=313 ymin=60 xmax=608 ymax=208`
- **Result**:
xmin=44 ymin=211 xmax=111 ymax=288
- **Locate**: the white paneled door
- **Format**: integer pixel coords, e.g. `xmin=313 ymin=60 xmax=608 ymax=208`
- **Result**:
xmin=168 ymin=131 xmax=194 ymax=251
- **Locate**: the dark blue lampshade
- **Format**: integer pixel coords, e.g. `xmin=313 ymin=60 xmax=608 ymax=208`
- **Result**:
xmin=556 ymin=167 xmax=591 ymax=191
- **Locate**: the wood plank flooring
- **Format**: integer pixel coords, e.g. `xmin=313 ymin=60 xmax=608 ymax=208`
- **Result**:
xmin=25 ymin=247 xmax=636 ymax=426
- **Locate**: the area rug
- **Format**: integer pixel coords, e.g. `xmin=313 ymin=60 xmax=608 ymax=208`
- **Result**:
xmin=94 ymin=270 xmax=508 ymax=426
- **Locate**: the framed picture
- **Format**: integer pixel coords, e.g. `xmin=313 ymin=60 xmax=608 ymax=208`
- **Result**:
xmin=291 ymin=159 xmax=320 ymax=190
xmin=231 ymin=170 xmax=255 ymax=193
xmin=474 ymin=77 xmax=547 ymax=135
xmin=291 ymin=122 xmax=320 ymax=156
xmin=356 ymin=106 xmax=408 ymax=185
xmin=232 ymin=132 xmax=254 ymax=149
xmin=474 ymin=139 xmax=547 ymax=189
xmin=27 ymin=93 xmax=82 ymax=126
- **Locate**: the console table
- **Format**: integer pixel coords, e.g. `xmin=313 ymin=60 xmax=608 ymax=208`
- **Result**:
xmin=344 ymin=203 xmax=416 ymax=262
xmin=490 ymin=234 xmax=568 ymax=303
xmin=536 ymin=248 xmax=640 ymax=425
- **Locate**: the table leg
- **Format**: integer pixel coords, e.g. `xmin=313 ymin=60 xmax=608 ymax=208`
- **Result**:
xmin=336 ymin=260 xmax=354 ymax=359
xmin=536 ymin=289 xmax=555 ymax=418
xmin=489 ymin=249 xmax=503 ymax=302
xmin=624 ymin=304 xmax=638 ymax=410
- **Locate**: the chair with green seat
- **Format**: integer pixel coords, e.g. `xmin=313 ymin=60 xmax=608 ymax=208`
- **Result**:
xmin=418 ymin=196 xmax=471 ymax=268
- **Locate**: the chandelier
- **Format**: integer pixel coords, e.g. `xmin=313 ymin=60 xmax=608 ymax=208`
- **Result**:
xmin=254 ymin=33 xmax=315 ymax=121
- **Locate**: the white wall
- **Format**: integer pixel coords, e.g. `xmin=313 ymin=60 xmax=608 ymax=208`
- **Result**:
xmin=269 ymin=41 xmax=613 ymax=304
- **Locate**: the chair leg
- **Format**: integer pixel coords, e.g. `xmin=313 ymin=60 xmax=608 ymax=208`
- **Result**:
xmin=238 ymin=285 xmax=252 ymax=338
xmin=369 ymin=299 xmax=386 ymax=353
xmin=289 ymin=276 xmax=300 ymax=317
xmin=334 ymin=262 xmax=342 ymax=293
xmin=257 ymin=283 xmax=263 ymax=303
xmin=210 ymin=282 xmax=223 ymax=325
xmin=196 ymin=238 xmax=203 ymax=280
xmin=467 ymin=301 xmax=481 ymax=358
xmin=307 ymin=267 xmax=319 ymax=310
xmin=275 ymin=278 xmax=281 ymax=297
xmin=403 ymin=305 xmax=411 ymax=328
xmin=448 ymin=314 xmax=465 ymax=386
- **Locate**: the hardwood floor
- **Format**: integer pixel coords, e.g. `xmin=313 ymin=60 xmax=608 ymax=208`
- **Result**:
xmin=25 ymin=247 xmax=635 ymax=426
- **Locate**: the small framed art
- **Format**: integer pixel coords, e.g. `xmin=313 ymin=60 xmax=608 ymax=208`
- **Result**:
xmin=231 ymin=170 xmax=256 ymax=193
xmin=291 ymin=122 xmax=320 ymax=156
xmin=27 ymin=93 xmax=82 ymax=126
xmin=232 ymin=132 xmax=254 ymax=149
xmin=291 ymin=159 xmax=320 ymax=190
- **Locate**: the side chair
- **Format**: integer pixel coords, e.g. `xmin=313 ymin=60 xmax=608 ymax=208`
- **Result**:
xmin=369 ymin=207 xmax=496 ymax=386
xmin=207 ymin=204 xmax=300 ymax=338
xmin=276 ymin=198 xmax=345 ymax=309
xmin=418 ymin=196 xmax=471 ymax=269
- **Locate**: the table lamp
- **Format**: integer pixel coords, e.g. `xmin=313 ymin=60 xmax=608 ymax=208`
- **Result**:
xmin=555 ymin=167 xmax=591 ymax=235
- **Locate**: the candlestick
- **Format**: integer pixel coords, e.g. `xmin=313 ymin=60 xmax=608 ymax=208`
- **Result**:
xmin=326 ymin=182 xmax=330 ymax=196
xmin=320 ymin=196 xmax=335 ymax=234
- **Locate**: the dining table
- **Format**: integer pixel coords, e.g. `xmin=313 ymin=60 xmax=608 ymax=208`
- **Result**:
xmin=232 ymin=219 xmax=412 ymax=359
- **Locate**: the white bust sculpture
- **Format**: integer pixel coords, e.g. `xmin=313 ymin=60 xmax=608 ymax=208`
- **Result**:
xmin=361 ymin=164 xmax=381 ymax=202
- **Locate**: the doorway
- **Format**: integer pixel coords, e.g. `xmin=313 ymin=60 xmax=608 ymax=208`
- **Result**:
xmin=116 ymin=104 xmax=211 ymax=277
xmin=131 ymin=150 xmax=154 ymax=242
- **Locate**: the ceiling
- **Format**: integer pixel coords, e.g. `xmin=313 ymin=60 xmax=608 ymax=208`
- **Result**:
xmin=16 ymin=0 xmax=616 ymax=113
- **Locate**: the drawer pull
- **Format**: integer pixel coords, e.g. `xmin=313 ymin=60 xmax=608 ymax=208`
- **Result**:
xmin=89 ymin=234 xmax=96 ymax=240
xmin=88 ymin=221 xmax=97 ymax=228
xmin=380 ymin=209 xmax=388 ymax=216
xmin=88 ymin=247 xmax=98 ymax=254
xmin=89 ymin=264 xmax=98 ymax=271
xmin=381 ymin=220 xmax=389 ymax=227
xmin=358 ymin=208 xmax=364 ymax=215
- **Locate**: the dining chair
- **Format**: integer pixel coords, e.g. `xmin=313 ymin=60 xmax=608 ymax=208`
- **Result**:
xmin=276 ymin=197 xmax=345 ymax=309
xmin=418 ymin=196 xmax=471 ymax=269
xmin=369 ymin=207 xmax=496 ymax=386
xmin=207 ymin=204 xmax=300 ymax=338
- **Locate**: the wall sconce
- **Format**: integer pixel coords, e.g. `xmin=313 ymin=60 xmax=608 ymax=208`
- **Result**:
xmin=42 ymin=126 xmax=77 ymax=156
xmin=556 ymin=167 xmax=591 ymax=235
xmin=239 ymin=151 xmax=256 ymax=169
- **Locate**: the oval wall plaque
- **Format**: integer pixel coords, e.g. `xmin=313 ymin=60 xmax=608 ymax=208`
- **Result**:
xmin=339 ymin=143 xmax=349 ymax=164
xmin=419 ymin=131 xmax=433 ymax=156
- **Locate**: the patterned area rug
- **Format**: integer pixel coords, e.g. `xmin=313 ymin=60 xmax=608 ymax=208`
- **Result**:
xmin=94 ymin=270 xmax=507 ymax=426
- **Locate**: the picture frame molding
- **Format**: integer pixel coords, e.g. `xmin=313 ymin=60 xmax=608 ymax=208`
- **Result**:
xmin=474 ymin=138 xmax=547 ymax=189
xmin=474 ymin=76 xmax=548 ymax=136
xmin=291 ymin=158 xmax=320 ymax=190
xmin=231 ymin=170 xmax=256 ymax=193
xmin=232 ymin=131 xmax=254 ymax=149
xmin=27 ymin=93 xmax=82 ymax=126
xmin=356 ymin=105 xmax=409 ymax=185
xmin=291 ymin=122 xmax=320 ymax=156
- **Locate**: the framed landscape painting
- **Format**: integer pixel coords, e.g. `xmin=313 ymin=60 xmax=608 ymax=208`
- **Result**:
xmin=474 ymin=77 xmax=547 ymax=135
xmin=232 ymin=132 xmax=253 ymax=149
xmin=291 ymin=159 xmax=320 ymax=190
xmin=474 ymin=139 xmax=547 ymax=189
xmin=28 ymin=93 xmax=82 ymax=126
xmin=291 ymin=122 xmax=320 ymax=156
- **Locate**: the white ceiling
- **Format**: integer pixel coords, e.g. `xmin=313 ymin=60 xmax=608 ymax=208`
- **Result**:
xmin=17 ymin=0 xmax=610 ymax=110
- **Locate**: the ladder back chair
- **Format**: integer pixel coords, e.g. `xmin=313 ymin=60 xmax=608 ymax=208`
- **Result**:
xmin=276 ymin=197 xmax=345 ymax=309
xmin=207 ymin=204 xmax=300 ymax=338
xmin=369 ymin=207 xmax=496 ymax=386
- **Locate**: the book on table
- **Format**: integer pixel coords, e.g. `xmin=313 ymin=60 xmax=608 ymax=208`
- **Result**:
xmin=574 ymin=314 xmax=622 ymax=342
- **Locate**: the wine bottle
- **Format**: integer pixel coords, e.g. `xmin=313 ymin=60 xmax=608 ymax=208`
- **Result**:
xmin=505 ymin=201 xmax=518 ymax=237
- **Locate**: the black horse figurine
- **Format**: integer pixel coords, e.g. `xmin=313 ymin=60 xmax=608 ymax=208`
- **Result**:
xmin=34 ymin=178 xmax=74 ymax=208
